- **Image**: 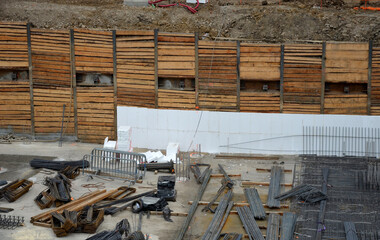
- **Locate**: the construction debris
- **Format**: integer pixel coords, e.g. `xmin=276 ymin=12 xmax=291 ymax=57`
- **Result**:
xmin=138 ymin=161 xmax=174 ymax=173
xmin=0 ymin=179 xmax=33 ymax=202
xmin=244 ymin=188 xmax=266 ymax=220
xmin=86 ymin=218 xmax=131 ymax=240
xmin=266 ymin=166 xmax=283 ymax=208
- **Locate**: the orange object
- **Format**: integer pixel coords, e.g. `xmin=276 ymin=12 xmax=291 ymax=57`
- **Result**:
xmin=195 ymin=106 xmax=200 ymax=110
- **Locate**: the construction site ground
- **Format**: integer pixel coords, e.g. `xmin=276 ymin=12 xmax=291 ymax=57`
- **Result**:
xmin=0 ymin=141 xmax=297 ymax=240
xmin=1 ymin=0 xmax=380 ymax=43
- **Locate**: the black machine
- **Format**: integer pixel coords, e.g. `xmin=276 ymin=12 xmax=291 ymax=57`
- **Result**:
xmin=156 ymin=176 xmax=177 ymax=202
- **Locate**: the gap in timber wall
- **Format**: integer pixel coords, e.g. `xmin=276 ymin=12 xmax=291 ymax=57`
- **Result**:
xmin=324 ymin=42 xmax=368 ymax=115
xmin=157 ymin=32 xmax=196 ymax=110
xmin=0 ymin=22 xmax=31 ymax=133
xmin=371 ymin=44 xmax=380 ymax=114
xmin=240 ymin=43 xmax=281 ymax=113
xmin=198 ymin=40 xmax=238 ymax=112
xmin=116 ymin=30 xmax=155 ymax=108
xmin=283 ymin=44 xmax=322 ymax=114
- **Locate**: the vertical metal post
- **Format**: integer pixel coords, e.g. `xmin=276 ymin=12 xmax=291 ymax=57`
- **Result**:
xmin=70 ymin=29 xmax=78 ymax=140
xmin=280 ymin=44 xmax=284 ymax=113
xmin=154 ymin=29 xmax=159 ymax=108
xmin=236 ymin=41 xmax=241 ymax=112
xmin=368 ymin=40 xmax=373 ymax=115
xmin=27 ymin=23 xmax=35 ymax=138
xmin=195 ymin=32 xmax=199 ymax=108
xmin=321 ymin=42 xmax=326 ymax=114
xmin=112 ymin=30 xmax=118 ymax=140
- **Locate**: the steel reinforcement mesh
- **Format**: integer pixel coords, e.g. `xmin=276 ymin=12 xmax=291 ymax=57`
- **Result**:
xmin=292 ymin=156 xmax=380 ymax=240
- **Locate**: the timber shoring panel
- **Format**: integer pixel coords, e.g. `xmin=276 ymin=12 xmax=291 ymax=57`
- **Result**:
xmin=116 ymin=30 xmax=155 ymax=108
xmin=0 ymin=22 xmax=28 ymax=69
xmin=0 ymin=81 xmax=31 ymax=132
xmin=33 ymin=87 xmax=75 ymax=134
xmin=74 ymin=29 xmax=113 ymax=74
xmin=283 ymin=44 xmax=322 ymax=114
xmin=157 ymin=32 xmax=196 ymax=110
xmin=31 ymin=29 xmax=71 ymax=87
xmin=198 ymin=40 xmax=237 ymax=112
xmin=325 ymin=42 xmax=368 ymax=115
xmin=371 ymin=46 xmax=380 ymax=115
xmin=157 ymin=32 xmax=195 ymax=78
xmin=240 ymin=44 xmax=281 ymax=113
xmin=77 ymin=87 xmax=114 ymax=143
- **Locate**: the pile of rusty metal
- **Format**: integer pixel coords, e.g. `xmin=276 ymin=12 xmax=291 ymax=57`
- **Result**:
xmin=0 ymin=179 xmax=33 ymax=202
xmin=35 ymin=173 xmax=72 ymax=209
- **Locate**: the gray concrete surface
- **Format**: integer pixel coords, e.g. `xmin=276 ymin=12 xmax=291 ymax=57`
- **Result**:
xmin=0 ymin=141 xmax=298 ymax=239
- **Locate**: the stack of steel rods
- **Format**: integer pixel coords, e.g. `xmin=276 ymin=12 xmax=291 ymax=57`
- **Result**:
xmin=244 ymin=188 xmax=266 ymax=220
xmin=175 ymin=168 xmax=212 ymax=240
xmin=202 ymin=190 xmax=233 ymax=240
xmin=267 ymin=166 xmax=283 ymax=208
xmin=266 ymin=213 xmax=280 ymax=240
xmin=236 ymin=206 xmax=264 ymax=240
xmin=222 ymin=233 xmax=242 ymax=240
xmin=344 ymin=222 xmax=358 ymax=240
xmin=275 ymin=184 xmax=315 ymax=201
xmin=280 ymin=212 xmax=297 ymax=240
xmin=211 ymin=201 xmax=234 ymax=240
xmin=275 ymin=184 xmax=326 ymax=204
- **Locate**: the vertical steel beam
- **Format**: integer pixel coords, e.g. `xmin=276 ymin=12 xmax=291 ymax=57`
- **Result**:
xmin=70 ymin=29 xmax=78 ymax=140
xmin=280 ymin=44 xmax=284 ymax=113
xmin=195 ymin=32 xmax=199 ymax=108
xmin=154 ymin=29 xmax=158 ymax=108
xmin=321 ymin=42 xmax=326 ymax=114
xmin=368 ymin=40 xmax=373 ymax=115
xmin=112 ymin=30 xmax=118 ymax=140
xmin=237 ymin=41 xmax=241 ymax=112
xmin=27 ymin=23 xmax=35 ymax=138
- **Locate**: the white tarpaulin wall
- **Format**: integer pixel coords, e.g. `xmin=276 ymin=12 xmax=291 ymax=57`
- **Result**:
xmin=117 ymin=106 xmax=380 ymax=155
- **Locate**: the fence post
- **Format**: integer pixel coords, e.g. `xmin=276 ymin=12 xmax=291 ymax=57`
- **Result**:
xmin=321 ymin=42 xmax=326 ymax=114
xmin=27 ymin=23 xmax=35 ymax=138
xmin=237 ymin=40 xmax=241 ymax=112
xmin=368 ymin=40 xmax=373 ymax=115
xmin=280 ymin=44 xmax=284 ymax=113
xmin=112 ymin=30 xmax=118 ymax=140
xmin=154 ymin=29 xmax=158 ymax=108
xmin=70 ymin=29 xmax=78 ymax=140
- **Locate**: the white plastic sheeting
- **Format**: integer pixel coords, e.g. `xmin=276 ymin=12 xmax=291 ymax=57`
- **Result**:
xmin=117 ymin=106 xmax=380 ymax=155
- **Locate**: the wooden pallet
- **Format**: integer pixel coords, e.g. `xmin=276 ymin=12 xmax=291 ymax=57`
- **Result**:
xmin=0 ymin=22 xmax=28 ymax=69
xmin=77 ymin=86 xmax=114 ymax=143
xmin=371 ymin=46 xmax=380 ymax=115
xmin=0 ymin=81 xmax=31 ymax=132
xmin=198 ymin=40 xmax=237 ymax=111
xmin=31 ymin=29 xmax=71 ymax=87
xmin=283 ymin=44 xmax=322 ymax=114
xmin=158 ymin=32 xmax=195 ymax=78
xmin=116 ymin=30 xmax=155 ymax=108
xmin=33 ymin=87 xmax=75 ymax=134
xmin=74 ymin=29 xmax=113 ymax=74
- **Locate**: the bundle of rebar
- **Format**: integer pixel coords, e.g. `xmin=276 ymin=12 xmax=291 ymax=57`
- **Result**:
xmin=201 ymin=190 xmax=233 ymax=240
xmin=175 ymin=168 xmax=212 ymax=240
xmin=190 ymin=163 xmax=211 ymax=184
xmin=266 ymin=213 xmax=280 ymax=240
xmin=280 ymin=212 xmax=297 ymax=240
xmin=236 ymin=206 xmax=264 ymax=240
xmin=275 ymin=184 xmax=326 ymax=204
xmin=267 ymin=166 xmax=283 ymax=208
xmin=244 ymin=188 xmax=266 ymax=220
xmin=344 ymin=222 xmax=358 ymax=240
xmin=221 ymin=233 xmax=243 ymax=240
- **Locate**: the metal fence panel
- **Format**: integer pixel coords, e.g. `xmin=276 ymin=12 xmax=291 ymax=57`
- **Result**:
xmin=83 ymin=148 xmax=146 ymax=182
xmin=303 ymin=126 xmax=380 ymax=157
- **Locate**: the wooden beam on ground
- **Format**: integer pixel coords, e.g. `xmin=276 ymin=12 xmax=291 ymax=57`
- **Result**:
xmin=210 ymin=173 xmax=241 ymax=178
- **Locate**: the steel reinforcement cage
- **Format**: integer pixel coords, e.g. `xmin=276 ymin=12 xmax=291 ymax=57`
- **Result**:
xmin=83 ymin=148 xmax=146 ymax=182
